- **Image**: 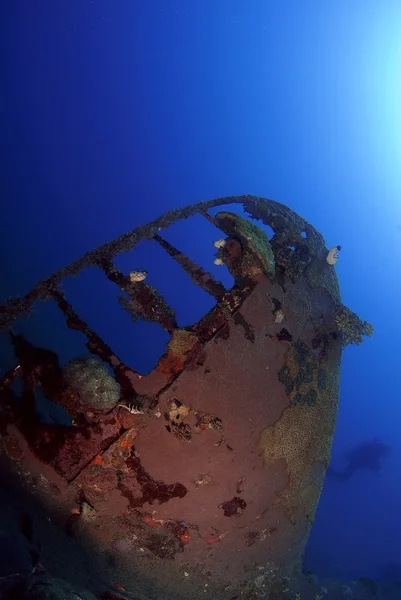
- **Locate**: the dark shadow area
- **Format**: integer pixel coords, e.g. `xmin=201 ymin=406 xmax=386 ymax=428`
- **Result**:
xmin=327 ymin=438 xmax=391 ymax=482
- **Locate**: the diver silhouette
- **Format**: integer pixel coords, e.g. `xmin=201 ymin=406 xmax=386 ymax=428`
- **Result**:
xmin=327 ymin=439 xmax=391 ymax=481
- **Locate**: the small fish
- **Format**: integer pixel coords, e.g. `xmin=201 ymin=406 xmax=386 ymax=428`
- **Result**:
xmin=117 ymin=402 xmax=144 ymax=415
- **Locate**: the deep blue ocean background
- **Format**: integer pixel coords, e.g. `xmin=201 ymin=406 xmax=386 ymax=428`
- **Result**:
xmin=1 ymin=0 xmax=400 ymax=583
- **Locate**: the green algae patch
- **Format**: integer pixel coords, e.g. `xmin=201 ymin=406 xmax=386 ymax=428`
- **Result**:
xmin=214 ymin=211 xmax=276 ymax=279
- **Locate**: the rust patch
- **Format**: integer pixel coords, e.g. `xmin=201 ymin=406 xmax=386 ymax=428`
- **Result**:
xmin=120 ymin=448 xmax=187 ymax=508
xmin=276 ymin=328 xmax=292 ymax=342
xmin=156 ymin=329 xmax=204 ymax=379
xmin=219 ymin=496 xmax=247 ymax=517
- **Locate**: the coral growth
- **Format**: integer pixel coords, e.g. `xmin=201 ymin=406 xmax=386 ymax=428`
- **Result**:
xmin=214 ymin=211 xmax=276 ymax=279
xmin=62 ymin=356 xmax=121 ymax=411
xmin=334 ymin=305 xmax=373 ymax=346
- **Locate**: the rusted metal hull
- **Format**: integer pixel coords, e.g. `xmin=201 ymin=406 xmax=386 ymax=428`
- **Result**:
xmin=0 ymin=196 xmax=371 ymax=599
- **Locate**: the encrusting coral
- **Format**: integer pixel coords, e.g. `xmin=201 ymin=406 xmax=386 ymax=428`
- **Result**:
xmin=334 ymin=305 xmax=373 ymax=346
xmin=62 ymin=356 xmax=121 ymax=411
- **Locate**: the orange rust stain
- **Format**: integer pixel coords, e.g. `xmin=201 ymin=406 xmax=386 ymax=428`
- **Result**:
xmin=156 ymin=352 xmax=185 ymax=378
xmin=92 ymin=455 xmax=103 ymax=465
xmin=119 ymin=438 xmax=133 ymax=450
xmin=206 ymin=536 xmax=221 ymax=545
xmin=180 ymin=531 xmax=190 ymax=543
xmin=113 ymin=582 xmax=126 ymax=592
xmin=142 ymin=514 xmax=153 ymax=524
xmin=142 ymin=514 xmax=161 ymax=527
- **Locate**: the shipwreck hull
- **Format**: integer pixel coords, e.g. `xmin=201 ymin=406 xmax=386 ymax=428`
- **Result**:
xmin=0 ymin=196 xmax=370 ymax=599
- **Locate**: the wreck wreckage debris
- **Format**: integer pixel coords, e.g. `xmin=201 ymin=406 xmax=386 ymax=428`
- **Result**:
xmin=0 ymin=196 xmax=373 ymax=600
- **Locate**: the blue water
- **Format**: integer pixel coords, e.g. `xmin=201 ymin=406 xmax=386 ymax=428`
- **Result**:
xmin=1 ymin=0 xmax=400 ymax=583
